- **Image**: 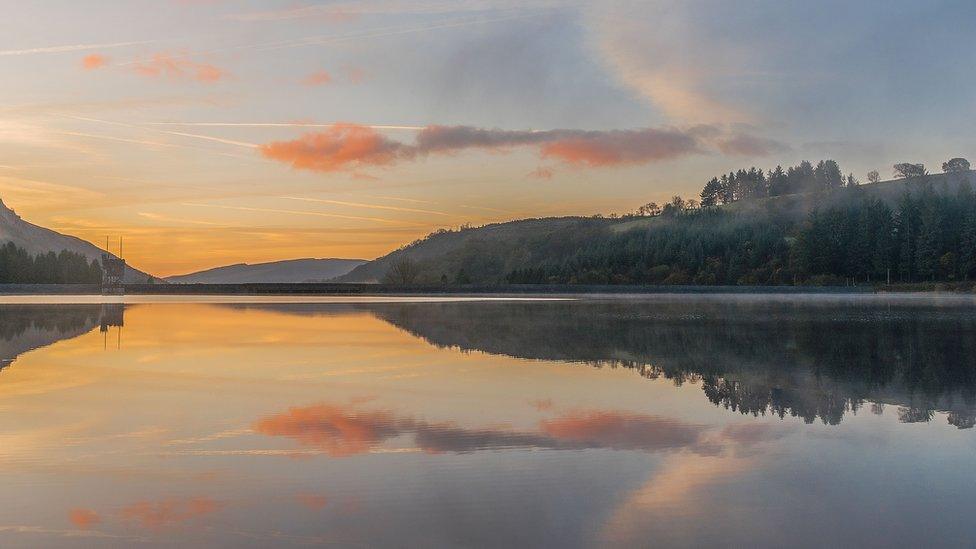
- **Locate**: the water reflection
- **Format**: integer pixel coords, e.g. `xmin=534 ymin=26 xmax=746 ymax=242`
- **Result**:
xmin=253 ymin=401 xmax=783 ymax=456
xmin=238 ymin=298 xmax=976 ymax=428
xmin=0 ymin=298 xmax=972 ymax=547
xmin=0 ymin=304 xmax=121 ymax=369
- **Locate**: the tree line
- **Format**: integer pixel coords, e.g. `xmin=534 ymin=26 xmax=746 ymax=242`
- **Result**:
xmin=0 ymin=242 xmax=103 ymax=284
xmin=693 ymin=157 xmax=972 ymax=208
xmin=506 ymin=180 xmax=976 ymax=286
xmin=382 ymin=158 xmax=974 ymax=286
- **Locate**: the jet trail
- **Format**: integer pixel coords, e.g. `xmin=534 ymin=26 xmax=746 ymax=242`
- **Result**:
xmin=0 ymin=40 xmax=153 ymax=56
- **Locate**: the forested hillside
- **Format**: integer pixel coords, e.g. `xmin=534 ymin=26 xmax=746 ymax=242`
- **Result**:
xmin=340 ymin=161 xmax=976 ymax=286
xmin=0 ymin=242 xmax=103 ymax=284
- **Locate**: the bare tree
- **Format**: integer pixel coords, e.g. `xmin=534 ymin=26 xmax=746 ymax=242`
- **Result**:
xmin=636 ymin=202 xmax=660 ymax=216
xmin=867 ymin=170 xmax=880 ymax=184
xmin=942 ymin=157 xmax=971 ymax=173
xmin=893 ymin=163 xmax=926 ymax=179
xmin=383 ymin=258 xmax=420 ymax=285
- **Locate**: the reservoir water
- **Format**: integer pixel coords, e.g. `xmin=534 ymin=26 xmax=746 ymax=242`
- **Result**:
xmin=0 ymin=295 xmax=974 ymax=547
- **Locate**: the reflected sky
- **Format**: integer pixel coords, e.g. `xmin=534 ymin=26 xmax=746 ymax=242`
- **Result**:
xmin=0 ymin=297 xmax=973 ymax=547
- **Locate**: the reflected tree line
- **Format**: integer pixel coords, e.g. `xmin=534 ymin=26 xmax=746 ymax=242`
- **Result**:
xmin=368 ymin=300 xmax=976 ymax=428
xmin=0 ymin=300 xmax=972 ymax=429
xmin=0 ymin=304 xmax=123 ymax=369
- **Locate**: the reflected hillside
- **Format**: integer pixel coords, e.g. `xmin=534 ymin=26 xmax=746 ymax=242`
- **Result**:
xmin=365 ymin=298 xmax=976 ymax=428
xmin=0 ymin=304 xmax=123 ymax=369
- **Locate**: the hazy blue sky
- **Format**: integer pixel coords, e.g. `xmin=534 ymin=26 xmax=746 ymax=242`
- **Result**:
xmin=1 ymin=0 xmax=973 ymax=274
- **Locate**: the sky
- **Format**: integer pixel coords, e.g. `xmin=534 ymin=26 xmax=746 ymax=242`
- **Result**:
xmin=1 ymin=0 xmax=974 ymax=276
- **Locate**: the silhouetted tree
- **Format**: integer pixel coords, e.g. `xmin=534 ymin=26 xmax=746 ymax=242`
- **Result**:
xmin=867 ymin=170 xmax=880 ymax=184
xmin=943 ymin=157 xmax=971 ymax=173
xmin=894 ymin=163 xmax=926 ymax=179
xmin=0 ymin=243 xmax=102 ymax=284
xmin=700 ymin=178 xmax=721 ymax=207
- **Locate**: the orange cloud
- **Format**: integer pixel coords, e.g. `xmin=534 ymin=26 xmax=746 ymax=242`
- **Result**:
xmin=258 ymin=124 xmax=406 ymax=173
xmin=540 ymin=130 xmax=700 ymax=167
xmin=120 ymin=496 xmax=224 ymax=530
xmin=81 ymin=54 xmax=108 ymax=70
xmin=258 ymin=124 xmax=786 ymax=174
xmin=303 ymin=70 xmax=333 ymax=86
xmin=252 ymin=403 xmax=406 ymax=456
xmin=540 ymin=410 xmax=707 ymax=452
xmin=69 ymin=508 xmax=101 ymax=530
xmin=259 ymin=125 xmax=705 ymax=174
xmin=252 ymin=402 xmax=770 ymax=457
xmin=131 ymin=53 xmax=227 ymax=83
xmin=296 ymin=493 xmax=329 ymax=510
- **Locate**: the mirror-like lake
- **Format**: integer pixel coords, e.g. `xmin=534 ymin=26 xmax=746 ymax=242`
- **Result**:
xmin=0 ymin=295 xmax=974 ymax=547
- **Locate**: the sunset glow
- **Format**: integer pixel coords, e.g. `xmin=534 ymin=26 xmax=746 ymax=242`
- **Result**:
xmin=1 ymin=1 xmax=973 ymax=277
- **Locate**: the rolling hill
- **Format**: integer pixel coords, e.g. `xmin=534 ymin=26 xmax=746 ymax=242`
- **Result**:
xmin=166 ymin=258 xmax=367 ymax=284
xmin=335 ymin=216 xmax=616 ymax=283
xmin=0 ymin=199 xmax=156 ymax=283
xmin=337 ymin=171 xmax=976 ymax=285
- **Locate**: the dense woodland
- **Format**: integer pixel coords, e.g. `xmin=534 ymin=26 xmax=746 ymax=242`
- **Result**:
xmin=385 ymin=158 xmax=976 ymax=286
xmin=0 ymin=243 xmax=103 ymax=284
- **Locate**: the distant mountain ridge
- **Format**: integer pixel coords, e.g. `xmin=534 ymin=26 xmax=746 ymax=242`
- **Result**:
xmin=0 ymin=199 xmax=155 ymax=283
xmin=166 ymin=258 xmax=367 ymax=284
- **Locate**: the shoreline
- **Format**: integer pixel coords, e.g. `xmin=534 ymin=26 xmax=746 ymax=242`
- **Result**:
xmin=0 ymin=282 xmax=970 ymax=295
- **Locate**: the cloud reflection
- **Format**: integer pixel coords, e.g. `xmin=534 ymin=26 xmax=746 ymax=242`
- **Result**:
xmin=68 ymin=508 xmax=101 ymax=530
xmin=120 ymin=496 xmax=224 ymax=530
xmin=253 ymin=402 xmax=782 ymax=457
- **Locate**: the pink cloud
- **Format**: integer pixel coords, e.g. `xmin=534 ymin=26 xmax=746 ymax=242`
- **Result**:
xmin=81 ymin=54 xmax=108 ymax=70
xmin=540 ymin=129 xmax=701 ymax=167
xmin=258 ymin=124 xmax=784 ymax=174
xmin=131 ymin=53 xmax=227 ymax=83
xmin=258 ymin=124 xmax=406 ymax=173
xmin=303 ymin=70 xmax=333 ymax=86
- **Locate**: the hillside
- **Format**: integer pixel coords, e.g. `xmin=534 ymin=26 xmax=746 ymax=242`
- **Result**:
xmin=338 ymin=170 xmax=976 ymax=285
xmin=0 ymin=200 xmax=155 ymax=283
xmin=336 ymin=216 xmax=617 ymax=283
xmin=167 ymin=258 xmax=366 ymax=284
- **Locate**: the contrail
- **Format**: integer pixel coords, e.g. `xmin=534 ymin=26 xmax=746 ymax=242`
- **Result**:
xmin=279 ymin=196 xmax=453 ymax=216
xmin=459 ymin=204 xmax=514 ymax=214
xmin=55 ymin=131 xmax=181 ymax=149
xmin=137 ymin=212 xmax=224 ymax=226
xmin=183 ymin=203 xmax=424 ymax=226
xmin=55 ymin=114 xmax=258 ymax=152
xmin=156 ymin=130 xmax=258 ymax=148
xmin=0 ymin=40 xmax=153 ymax=56
xmin=363 ymin=194 xmax=439 ymax=205
xmin=116 ymin=12 xmax=539 ymax=66
xmin=148 ymin=122 xmax=425 ymax=131
xmin=256 ymin=12 xmax=539 ymax=53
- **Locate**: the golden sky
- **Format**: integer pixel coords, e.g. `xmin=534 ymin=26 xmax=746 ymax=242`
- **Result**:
xmin=2 ymin=1 xmax=973 ymax=276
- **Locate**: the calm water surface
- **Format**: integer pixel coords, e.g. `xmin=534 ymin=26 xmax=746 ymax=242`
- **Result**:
xmin=1 ymin=295 xmax=975 ymax=547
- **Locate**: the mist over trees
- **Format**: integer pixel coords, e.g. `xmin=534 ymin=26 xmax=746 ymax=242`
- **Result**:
xmin=0 ymin=243 xmax=103 ymax=283
xmin=380 ymin=157 xmax=974 ymax=287
xmin=698 ymin=159 xmax=858 ymax=207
